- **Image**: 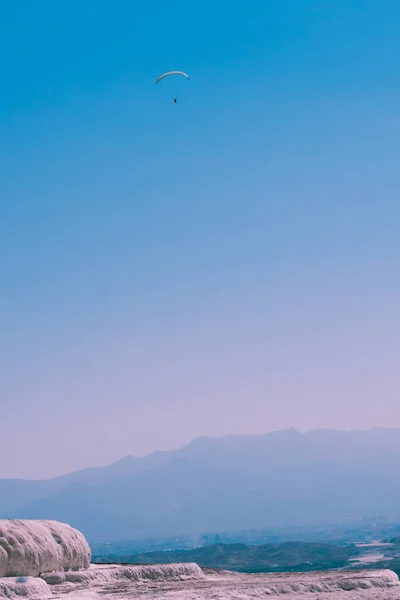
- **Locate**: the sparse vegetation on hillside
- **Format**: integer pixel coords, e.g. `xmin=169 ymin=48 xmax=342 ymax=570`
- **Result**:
xmin=93 ymin=541 xmax=360 ymax=573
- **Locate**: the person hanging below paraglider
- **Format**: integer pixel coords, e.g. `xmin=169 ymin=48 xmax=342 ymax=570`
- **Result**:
xmin=156 ymin=71 xmax=189 ymax=104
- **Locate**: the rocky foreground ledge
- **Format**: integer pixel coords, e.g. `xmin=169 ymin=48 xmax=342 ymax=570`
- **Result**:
xmin=0 ymin=520 xmax=399 ymax=599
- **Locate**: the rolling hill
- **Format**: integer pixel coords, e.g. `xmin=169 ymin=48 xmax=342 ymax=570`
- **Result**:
xmin=93 ymin=541 xmax=361 ymax=572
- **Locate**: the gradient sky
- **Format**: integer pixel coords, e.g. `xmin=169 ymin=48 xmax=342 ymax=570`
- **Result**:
xmin=1 ymin=0 xmax=400 ymax=479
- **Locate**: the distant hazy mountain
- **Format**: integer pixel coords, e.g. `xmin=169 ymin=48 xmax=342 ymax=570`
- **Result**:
xmin=3 ymin=428 xmax=400 ymax=540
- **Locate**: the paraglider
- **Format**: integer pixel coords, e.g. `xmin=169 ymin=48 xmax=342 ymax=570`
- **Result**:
xmin=156 ymin=71 xmax=190 ymax=103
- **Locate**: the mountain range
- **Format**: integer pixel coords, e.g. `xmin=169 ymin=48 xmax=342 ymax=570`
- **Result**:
xmin=3 ymin=427 xmax=400 ymax=540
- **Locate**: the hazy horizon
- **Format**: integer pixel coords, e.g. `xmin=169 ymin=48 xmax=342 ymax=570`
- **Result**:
xmin=1 ymin=0 xmax=400 ymax=479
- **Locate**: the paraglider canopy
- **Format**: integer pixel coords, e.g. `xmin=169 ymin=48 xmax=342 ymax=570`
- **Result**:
xmin=156 ymin=71 xmax=190 ymax=103
xmin=156 ymin=71 xmax=190 ymax=84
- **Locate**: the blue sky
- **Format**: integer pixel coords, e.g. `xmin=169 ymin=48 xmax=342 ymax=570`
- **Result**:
xmin=1 ymin=0 xmax=400 ymax=478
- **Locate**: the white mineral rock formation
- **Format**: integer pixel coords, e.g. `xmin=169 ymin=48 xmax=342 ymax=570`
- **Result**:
xmin=0 ymin=519 xmax=91 ymax=578
xmin=0 ymin=576 xmax=52 ymax=599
